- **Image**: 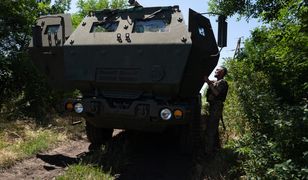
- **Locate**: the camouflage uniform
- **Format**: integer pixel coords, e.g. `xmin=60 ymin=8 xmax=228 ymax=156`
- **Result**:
xmin=205 ymin=79 xmax=228 ymax=153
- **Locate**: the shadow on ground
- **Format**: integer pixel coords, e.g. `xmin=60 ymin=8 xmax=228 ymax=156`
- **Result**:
xmin=36 ymin=154 xmax=78 ymax=168
xmin=76 ymin=131 xmax=238 ymax=180
xmin=35 ymin=130 xmax=237 ymax=179
xmin=108 ymin=131 xmax=193 ymax=180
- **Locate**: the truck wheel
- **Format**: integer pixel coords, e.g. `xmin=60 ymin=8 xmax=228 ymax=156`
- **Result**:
xmin=85 ymin=121 xmax=113 ymax=150
xmin=179 ymin=95 xmax=203 ymax=155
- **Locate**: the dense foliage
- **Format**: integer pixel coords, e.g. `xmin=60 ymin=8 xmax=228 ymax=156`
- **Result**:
xmin=224 ymin=60 xmax=307 ymax=178
xmin=72 ymin=0 xmax=127 ymax=28
xmin=208 ymin=0 xmax=295 ymax=22
xmin=0 ymin=0 xmax=69 ymax=121
xmin=211 ymin=0 xmax=308 ymax=178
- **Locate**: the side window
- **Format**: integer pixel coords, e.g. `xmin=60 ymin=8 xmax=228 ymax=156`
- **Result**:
xmin=133 ymin=19 xmax=170 ymax=33
xmin=45 ymin=25 xmax=60 ymax=34
xmin=90 ymin=21 xmax=119 ymax=32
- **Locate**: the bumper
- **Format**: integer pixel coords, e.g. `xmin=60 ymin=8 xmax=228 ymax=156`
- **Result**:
xmin=66 ymin=97 xmax=193 ymax=131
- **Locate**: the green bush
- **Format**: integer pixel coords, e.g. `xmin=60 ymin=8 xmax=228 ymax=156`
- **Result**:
xmin=219 ymin=1 xmax=308 ymax=178
xmin=223 ymin=58 xmax=307 ymax=179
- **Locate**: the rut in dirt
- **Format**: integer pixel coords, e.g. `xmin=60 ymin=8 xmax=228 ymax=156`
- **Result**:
xmin=0 ymin=140 xmax=90 ymax=180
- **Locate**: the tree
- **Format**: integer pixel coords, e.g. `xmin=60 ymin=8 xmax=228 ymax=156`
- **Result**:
xmin=209 ymin=0 xmax=308 ymax=178
xmin=36 ymin=0 xmax=71 ymax=15
xmin=72 ymin=0 xmax=127 ymax=28
xmin=0 ymin=0 xmax=72 ymax=120
xmin=0 ymin=0 xmax=39 ymax=107
xmin=208 ymin=0 xmax=296 ymax=22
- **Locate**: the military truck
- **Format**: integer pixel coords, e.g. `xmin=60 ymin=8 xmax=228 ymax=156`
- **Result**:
xmin=29 ymin=2 xmax=227 ymax=152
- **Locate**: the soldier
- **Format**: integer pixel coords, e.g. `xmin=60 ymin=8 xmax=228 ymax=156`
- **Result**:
xmin=204 ymin=66 xmax=228 ymax=154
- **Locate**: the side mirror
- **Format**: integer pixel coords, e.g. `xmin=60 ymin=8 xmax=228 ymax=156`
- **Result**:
xmin=218 ymin=15 xmax=227 ymax=47
xmin=32 ymin=25 xmax=42 ymax=47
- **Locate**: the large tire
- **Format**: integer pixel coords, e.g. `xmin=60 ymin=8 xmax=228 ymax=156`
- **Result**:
xmin=85 ymin=121 xmax=113 ymax=150
xmin=179 ymin=95 xmax=203 ymax=155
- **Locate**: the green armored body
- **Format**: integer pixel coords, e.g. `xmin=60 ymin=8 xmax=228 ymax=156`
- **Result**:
xmin=29 ymin=1 xmax=227 ymax=152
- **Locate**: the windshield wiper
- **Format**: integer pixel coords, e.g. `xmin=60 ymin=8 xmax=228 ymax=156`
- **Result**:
xmin=143 ymin=8 xmax=163 ymax=20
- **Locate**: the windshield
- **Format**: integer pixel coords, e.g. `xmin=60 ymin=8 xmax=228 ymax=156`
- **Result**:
xmin=133 ymin=19 xmax=170 ymax=33
xmin=45 ymin=25 xmax=60 ymax=34
xmin=90 ymin=21 xmax=119 ymax=32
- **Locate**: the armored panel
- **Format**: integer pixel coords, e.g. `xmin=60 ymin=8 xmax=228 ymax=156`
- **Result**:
xmin=63 ymin=6 xmax=192 ymax=96
xmin=29 ymin=14 xmax=73 ymax=89
xmin=64 ymin=44 xmax=191 ymax=95
xmin=29 ymin=7 xmax=220 ymax=98
xmin=179 ymin=9 xmax=219 ymax=97
xmin=28 ymin=47 xmax=72 ymax=89
xmin=29 ymin=14 xmax=72 ymax=47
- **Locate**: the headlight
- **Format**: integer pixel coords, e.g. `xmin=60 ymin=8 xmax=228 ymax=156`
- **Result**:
xmin=74 ymin=103 xmax=84 ymax=113
xmin=160 ymin=108 xmax=172 ymax=120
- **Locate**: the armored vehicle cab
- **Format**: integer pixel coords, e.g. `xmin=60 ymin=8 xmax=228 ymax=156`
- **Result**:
xmin=29 ymin=3 xmax=227 ymax=152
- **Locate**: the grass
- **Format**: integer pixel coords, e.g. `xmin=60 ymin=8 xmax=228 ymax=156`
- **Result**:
xmin=0 ymin=112 xmax=240 ymax=179
xmin=0 ymin=140 xmax=9 ymax=149
xmin=15 ymin=129 xmax=63 ymax=156
xmin=56 ymin=164 xmax=114 ymax=180
xmin=0 ymin=118 xmax=67 ymax=168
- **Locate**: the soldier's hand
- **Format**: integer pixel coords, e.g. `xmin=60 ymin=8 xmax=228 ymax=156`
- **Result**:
xmin=204 ymin=76 xmax=210 ymax=83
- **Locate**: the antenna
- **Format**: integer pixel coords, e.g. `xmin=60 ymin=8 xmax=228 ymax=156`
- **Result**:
xmin=233 ymin=37 xmax=242 ymax=59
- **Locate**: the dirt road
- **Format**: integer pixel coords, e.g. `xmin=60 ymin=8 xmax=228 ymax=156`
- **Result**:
xmin=0 ymin=130 xmax=233 ymax=180
xmin=0 ymin=140 xmax=90 ymax=180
